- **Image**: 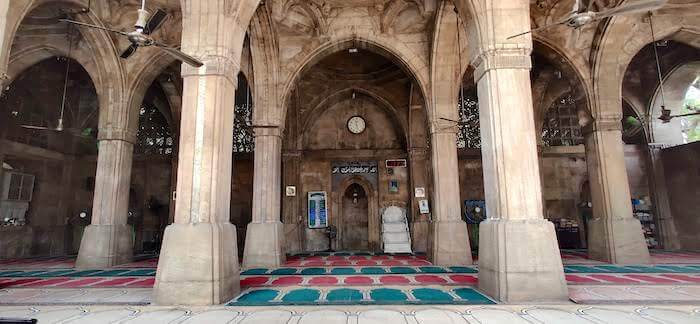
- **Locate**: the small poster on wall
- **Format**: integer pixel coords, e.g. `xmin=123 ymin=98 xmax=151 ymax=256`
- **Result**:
xmin=419 ymin=199 xmax=430 ymax=214
xmin=285 ymin=186 xmax=297 ymax=197
xmin=308 ymin=191 xmax=328 ymax=229
xmin=415 ymin=187 xmax=425 ymax=198
xmin=389 ymin=180 xmax=399 ymax=193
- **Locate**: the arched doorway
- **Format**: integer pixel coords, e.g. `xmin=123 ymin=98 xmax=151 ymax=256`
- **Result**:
xmin=340 ymin=183 xmax=369 ymax=250
xmin=281 ymin=45 xmax=426 ymax=253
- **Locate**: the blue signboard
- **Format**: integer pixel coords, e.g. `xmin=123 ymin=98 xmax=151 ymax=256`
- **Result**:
xmin=308 ymin=191 xmax=328 ymax=229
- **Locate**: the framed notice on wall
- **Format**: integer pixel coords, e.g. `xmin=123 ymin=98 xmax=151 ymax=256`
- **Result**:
xmin=307 ymin=191 xmax=328 ymax=229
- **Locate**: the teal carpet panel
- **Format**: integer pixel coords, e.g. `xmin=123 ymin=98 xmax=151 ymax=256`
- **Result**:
xmin=228 ymin=286 xmax=495 ymax=306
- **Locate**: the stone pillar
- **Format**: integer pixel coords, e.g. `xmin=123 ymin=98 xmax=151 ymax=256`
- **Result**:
xmin=584 ymin=115 xmax=651 ymax=263
xmin=153 ymin=58 xmax=240 ymax=305
xmin=243 ymin=126 xmax=285 ymax=268
xmin=647 ymin=144 xmax=680 ymax=249
xmin=282 ymin=151 xmax=303 ymax=253
xmin=0 ymin=152 xmax=5 ymax=203
xmin=409 ymin=148 xmax=430 ymax=253
xmin=76 ymin=128 xmax=136 ymax=268
xmin=0 ymin=0 xmax=10 ymax=94
xmin=474 ymin=47 xmax=568 ymax=302
xmin=428 ymin=123 xmax=472 ymax=266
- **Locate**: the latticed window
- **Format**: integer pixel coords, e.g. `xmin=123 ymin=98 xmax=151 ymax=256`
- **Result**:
xmin=457 ymin=90 xmax=481 ymax=149
xmin=136 ymin=106 xmax=173 ymax=155
xmin=542 ymin=94 xmax=583 ymax=146
xmin=233 ymin=76 xmax=254 ymax=154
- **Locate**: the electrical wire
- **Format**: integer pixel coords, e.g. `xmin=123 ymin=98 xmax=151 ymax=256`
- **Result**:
xmin=58 ymin=24 xmax=74 ymax=127
xmin=649 ymin=13 xmax=666 ymax=110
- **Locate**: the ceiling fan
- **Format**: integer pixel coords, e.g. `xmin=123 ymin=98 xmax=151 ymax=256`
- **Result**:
xmin=19 ymin=27 xmax=96 ymax=139
xmin=60 ymin=0 xmax=203 ymax=67
xmin=508 ymin=0 xmax=668 ymax=48
xmin=20 ymin=27 xmax=72 ymax=133
xmin=659 ymin=105 xmax=700 ymax=123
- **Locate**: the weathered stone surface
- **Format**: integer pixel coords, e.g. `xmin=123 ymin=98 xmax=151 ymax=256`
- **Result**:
xmin=153 ymin=223 xmax=240 ymax=306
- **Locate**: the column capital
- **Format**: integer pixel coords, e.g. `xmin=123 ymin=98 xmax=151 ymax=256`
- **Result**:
xmin=181 ymin=55 xmax=240 ymax=84
xmin=472 ymin=46 xmax=532 ymax=82
xmin=253 ymin=126 xmax=283 ymax=137
xmin=583 ymin=113 xmax=622 ymax=134
xmin=98 ymin=127 xmax=137 ymax=144
xmin=408 ymin=147 xmax=430 ymax=159
xmin=429 ymin=119 xmax=459 ymax=135
xmin=283 ymin=150 xmax=302 ymax=158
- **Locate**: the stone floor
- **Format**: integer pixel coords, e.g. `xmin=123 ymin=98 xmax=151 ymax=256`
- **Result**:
xmin=1 ymin=250 xmax=700 ymax=323
xmin=0 ymin=305 xmax=699 ymax=323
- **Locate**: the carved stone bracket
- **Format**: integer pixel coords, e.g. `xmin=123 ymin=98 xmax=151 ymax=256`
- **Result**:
xmin=472 ymin=47 xmax=532 ymax=82
xmin=583 ymin=112 xmax=623 ymax=134
xmin=98 ymin=127 xmax=138 ymax=144
xmin=253 ymin=125 xmax=283 ymax=138
xmin=408 ymin=147 xmax=429 ymax=159
xmin=181 ymin=55 xmax=241 ymax=84
xmin=429 ymin=118 xmax=459 ymax=135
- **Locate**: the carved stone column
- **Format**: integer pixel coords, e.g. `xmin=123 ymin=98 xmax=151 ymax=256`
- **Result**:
xmin=282 ymin=150 xmax=303 ymax=252
xmin=584 ymin=114 xmax=651 ymax=264
xmin=76 ymin=128 xmax=136 ymax=268
xmin=409 ymin=148 xmax=430 ymax=253
xmin=243 ymin=126 xmax=285 ymax=268
xmin=153 ymin=57 xmax=240 ymax=305
xmin=647 ymin=144 xmax=680 ymax=249
xmin=474 ymin=47 xmax=568 ymax=302
xmin=428 ymin=120 xmax=472 ymax=266
xmin=0 ymin=0 xmax=10 ymax=93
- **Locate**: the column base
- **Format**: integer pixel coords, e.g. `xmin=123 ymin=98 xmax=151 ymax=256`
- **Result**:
xmin=243 ymin=222 xmax=285 ymax=269
xmin=76 ymin=224 xmax=133 ymax=269
xmin=153 ymin=223 xmax=239 ymax=306
xmin=430 ymin=220 xmax=473 ymax=266
xmin=588 ymin=217 xmax=651 ymax=264
xmin=478 ymin=219 xmax=568 ymax=303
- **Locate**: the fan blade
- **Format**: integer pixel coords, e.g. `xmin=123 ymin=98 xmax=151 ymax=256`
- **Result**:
xmin=20 ymin=125 xmax=59 ymax=131
xmin=572 ymin=0 xmax=582 ymax=14
xmin=145 ymin=9 xmax=168 ymax=35
xmin=59 ymin=19 xmax=129 ymax=36
xmin=154 ymin=43 xmax=204 ymax=67
xmin=567 ymin=27 xmax=581 ymax=49
xmin=596 ymin=0 xmax=667 ymax=19
xmin=507 ymin=19 xmax=568 ymax=39
xmin=120 ymin=44 xmax=139 ymax=59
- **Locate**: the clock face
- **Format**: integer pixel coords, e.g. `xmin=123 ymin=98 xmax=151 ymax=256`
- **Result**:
xmin=347 ymin=116 xmax=366 ymax=134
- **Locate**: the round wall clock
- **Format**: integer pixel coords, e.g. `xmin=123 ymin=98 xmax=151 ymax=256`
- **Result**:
xmin=347 ymin=116 xmax=366 ymax=134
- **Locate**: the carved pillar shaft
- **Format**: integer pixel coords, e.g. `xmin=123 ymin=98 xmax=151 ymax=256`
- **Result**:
xmin=243 ymin=126 xmax=285 ymax=268
xmin=474 ymin=47 xmax=567 ymax=302
xmin=428 ymin=123 xmax=473 ymax=266
xmin=251 ymin=127 xmax=282 ymax=223
xmin=0 ymin=0 xmax=10 ymax=94
xmin=408 ymin=147 xmax=429 ymax=253
xmin=76 ymin=129 xmax=136 ymax=268
xmin=154 ymin=56 xmax=241 ymax=305
xmin=647 ymin=145 xmax=680 ymax=249
xmin=282 ymin=151 xmax=303 ymax=253
xmin=584 ymin=116 xmax=651 ymax=263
